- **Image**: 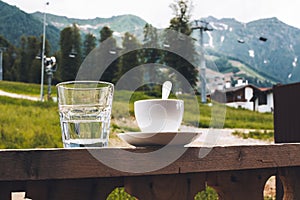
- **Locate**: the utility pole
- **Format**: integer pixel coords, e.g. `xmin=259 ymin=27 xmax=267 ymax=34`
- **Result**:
xmin=40 ymin=2 xmax=49 ymax=101
xmin=0 ymin=47 xmax=7 ymax=81
xmin=192 ymin=20 xmax=213 ymax=103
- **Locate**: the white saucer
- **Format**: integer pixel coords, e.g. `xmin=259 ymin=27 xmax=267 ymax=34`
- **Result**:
xmin=117 ymin=131 xmax=201 ymax=147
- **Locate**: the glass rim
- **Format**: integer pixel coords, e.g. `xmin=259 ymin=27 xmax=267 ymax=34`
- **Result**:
xmin=56 ymin=80 xmax=114 ymax=90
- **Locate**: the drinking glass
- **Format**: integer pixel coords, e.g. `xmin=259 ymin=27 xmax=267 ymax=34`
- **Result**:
xmin=56 ymin=81 xmax=114 ymax=147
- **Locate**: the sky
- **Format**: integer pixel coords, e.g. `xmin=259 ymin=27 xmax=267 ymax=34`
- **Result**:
xmin=2 ymin=0 xmax=300 ymax=29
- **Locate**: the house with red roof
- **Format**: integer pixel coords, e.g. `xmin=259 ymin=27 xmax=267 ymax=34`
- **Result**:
xmin=211 ymin=79 xmax=273 ymax=113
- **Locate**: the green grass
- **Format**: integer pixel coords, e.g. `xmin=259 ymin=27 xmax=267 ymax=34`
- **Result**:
xmin=0 ymin=96 xmax=62 ymax=148
xmin=232 ymin=130 xmax=274 ymax=141
xmin=223 ymin=107 xmax=273 ymax=129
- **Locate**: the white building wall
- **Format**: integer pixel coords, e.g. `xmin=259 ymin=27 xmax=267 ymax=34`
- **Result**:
xmin=257 ymin=93 xmax=274 ymax=113
xmin=268 ymin=93 xmax=274 ymax=111
xmin=245 ymin=87 xmax=253 ymax=101
xmin=226 ymin=101 xmax=254 ymax=110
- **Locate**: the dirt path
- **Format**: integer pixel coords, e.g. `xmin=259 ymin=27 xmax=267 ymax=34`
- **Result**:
xmin=181 ymin=126 xmax=272 ymax=147
xmin=0 ymin=90 xmax=39 ymax=101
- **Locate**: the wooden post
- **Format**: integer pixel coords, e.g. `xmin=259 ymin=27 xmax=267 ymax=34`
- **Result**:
xmin=207 ymin=169 xmax=275 ymax=200
xmin=279 ymin=167 xmax=300 ymax=200
xmin=0 ymin=181 xmax=12 ymax=200
xmin=273 ymin=83 xmax=300 ymax=199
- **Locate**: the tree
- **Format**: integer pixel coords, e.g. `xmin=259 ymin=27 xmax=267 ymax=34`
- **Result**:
xmin=100 ymin=26 xmax=113 ymax=43
xmin=169 ymin=0 xmax=193 ymax=35
xmin=17 ymin=36 xmax=41 ymax=83
xmin=0 ymin=35 xmax=18 ymax=81
xmin=26 ymin=36 xmax=41 ymax=83
xmin=163 ymin=0 xmax=198 ymax=92
xmin=141 ymin=23 xmax=164 ymax=89
xmin=115 ymin=32 xmax=142 ymax=89
xmin=0 ymin=34 xmax=54 ymax=84
xmin=18 ymin=36 xmax=27 ymax=82
xmin=59 ymin=24 xmax=82 ymax=81
xmin=72 ymin=23 xmax=82 ymax=67
xmin=142 ymin=23 xmax=161 ymax=63
xmin=59 ymin=26 xmax=73 ymax=81
xmin=83 ymin=33 xmax=96 ymax=58
xmin=98 ymin=26 xmax=119 ymax=83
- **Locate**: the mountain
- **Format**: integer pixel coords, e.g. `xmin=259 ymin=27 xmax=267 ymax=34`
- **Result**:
xmin=31 ymin=12 xmax=147 ymax=37
xmin=1 ymin=0 xmax=300 ymax=84
xmin=31 ymin=11 xmax=147 ymax=47
xmin=194 ymin=16 xmax=300 ymax=84
xmin=0 ymin=1 xmax=147 ymax=52
xmin=0 ymin=0 xmax=60 ymax=51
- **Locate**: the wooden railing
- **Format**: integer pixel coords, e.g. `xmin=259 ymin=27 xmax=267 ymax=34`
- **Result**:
xmin=1 ymin=144 xmax=300 ymax=200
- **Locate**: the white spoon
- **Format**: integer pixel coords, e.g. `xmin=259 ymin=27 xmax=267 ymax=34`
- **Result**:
xmin=162 ymin=81 xmax=172 ymax=100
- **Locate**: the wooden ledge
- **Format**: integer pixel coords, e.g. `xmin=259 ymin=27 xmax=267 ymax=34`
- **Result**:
xmin=0 ymin=143 xmax=300 ymax=181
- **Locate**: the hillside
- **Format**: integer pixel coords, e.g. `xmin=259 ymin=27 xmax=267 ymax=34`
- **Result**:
xmin=32 ymin=12 xmax=147 ymax=35
xmin=195 ymin=16 xmax=300 ymax=84
xmin=0 ymin=1 xmax=147 ymax=52
xmin=0 ymin=1 xmax=60 ymax=51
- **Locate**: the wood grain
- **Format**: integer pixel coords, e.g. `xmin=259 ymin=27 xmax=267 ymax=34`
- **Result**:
xmin=1 ymin=144 xmax=300 ymax=199
xmin=0 ymin=144 xmax=300 ymax=181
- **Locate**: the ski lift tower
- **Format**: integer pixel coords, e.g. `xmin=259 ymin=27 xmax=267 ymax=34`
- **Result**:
xmin=192 ymin=20 xmax=213 ymax=103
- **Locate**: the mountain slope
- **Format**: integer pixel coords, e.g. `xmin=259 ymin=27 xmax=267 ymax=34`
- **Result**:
xmin=31 ymin=12 xmax=147 ymax=40
xmin=196 ymin=16 xmax=300 ymax=84
xmin=0 ymin=1 xmax=147 ymax=52
xmin=0 ymin=1 xmax=60 ymax=51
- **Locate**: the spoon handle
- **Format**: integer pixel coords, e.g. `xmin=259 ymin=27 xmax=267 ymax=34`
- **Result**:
xmin=162 ymin=81 xmax=172 ymax=99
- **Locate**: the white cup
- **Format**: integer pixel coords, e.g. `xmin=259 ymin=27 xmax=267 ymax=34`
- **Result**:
xmin=134 ymin=99 xmax=184 ymax=132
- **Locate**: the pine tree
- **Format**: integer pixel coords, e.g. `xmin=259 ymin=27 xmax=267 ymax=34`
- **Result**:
xmin=98 ymin=26 xmax=119 ymax=83
xmin=26 ymin=36 xmax=40 ymax=83
xmin=17 ymin=36 xmax=41 ymax=83
xmin=141 ymin=23 xmax=163 ymax=90
xmin=115 ymin=32 xmax=142 ymax=89
xmin=100 ymin=26 xmax=113 ymax=43
xmin=83 ymin=33 xmax=96 ymax=58
xmin=19 ymin=36 xmax=28 ymax=82
xmin=59 ymin=27 xmax=73 ymax=81
xmin=72 ymin=23 xmax=82 ymax=62
xmin=0 ymin=35 xmax=18 ymax=81
xmin=59 ymin=24 xmax=82 ymax=81
xmin=163 ymin=0 xmax=198 ymax=92
xmin=142 ymin=23 xmax=161 ymax=63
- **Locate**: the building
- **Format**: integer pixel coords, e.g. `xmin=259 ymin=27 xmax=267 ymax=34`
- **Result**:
xmin=211 ymin=79 xmax=273 ymax=113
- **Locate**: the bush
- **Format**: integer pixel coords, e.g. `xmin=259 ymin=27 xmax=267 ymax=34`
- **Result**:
xmin=195 ymin=186 xmax=219 ymax=200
